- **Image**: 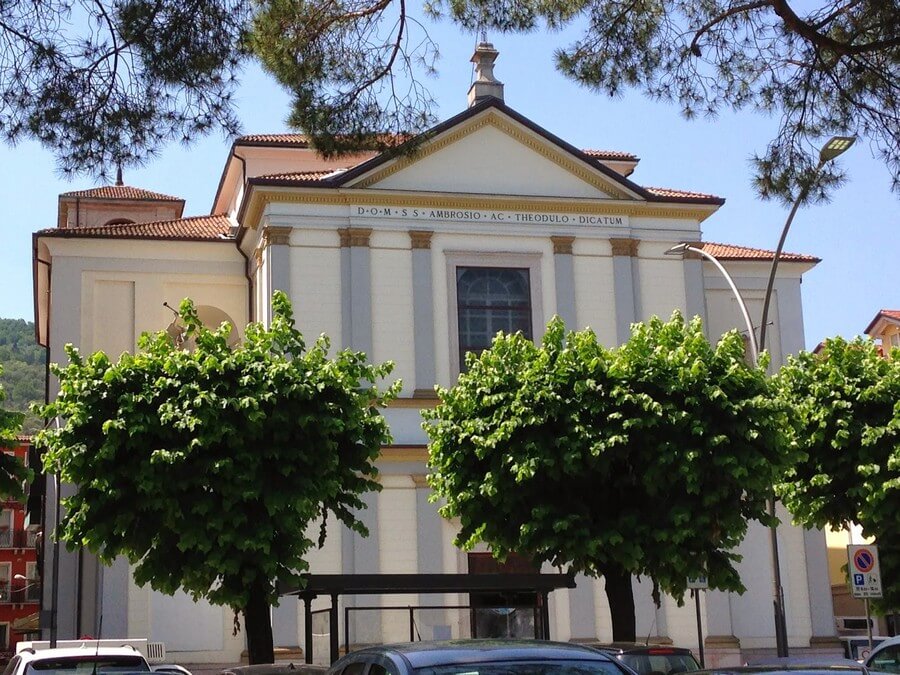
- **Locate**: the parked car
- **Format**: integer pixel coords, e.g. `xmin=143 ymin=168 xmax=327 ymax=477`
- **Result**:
xmin=842 ymin=637 xmax=891 ymax=662
xmin=585 ymin=643 xmax=701 ymax=674
xmin=692 ymin=662 xmax=875 ymax=675
xmin=865 ymin=635 xmax=900 ymax=673
xmin=325 ymin=640 xmax=638 ymax=675
xmin=2 ymin=642 xmax=150 ymax=675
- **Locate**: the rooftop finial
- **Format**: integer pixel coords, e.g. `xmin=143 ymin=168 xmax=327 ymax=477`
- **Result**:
xmin=467 ymin=41 xmax=504 ymax=107
xmin=115 ymin=162 xmax=123 ymax=186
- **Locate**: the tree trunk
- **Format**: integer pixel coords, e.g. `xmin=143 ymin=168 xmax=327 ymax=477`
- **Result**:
xmin=602 ymin=564 xmax=637 ymax=642
xmin=244 ymin=580 xmax=275 ymax=664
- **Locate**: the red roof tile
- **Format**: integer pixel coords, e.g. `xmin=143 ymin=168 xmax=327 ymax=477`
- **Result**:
xmin=582 ymin=149 xmax=639 ymax=161
xmin=864 ymin=309 xmax=900 ymax=335
xmin=238 ymin=134 xmax=640 ymax=163
xmin=38 ymin=215 xmax=234 ymax=241
xmin=60 ymin=185 xmax=183 ymax=202
xmin=644 ymin=186 xmax=723 ymax=201
xmin=237 ymin=134 xmax=312 ymax=146
xmin=255 ymin=170 xmax=346 ymax=182
xmin=699 ymin=241 xmax=819 ymax=263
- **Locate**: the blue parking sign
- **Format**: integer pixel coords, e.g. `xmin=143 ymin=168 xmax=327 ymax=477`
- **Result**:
xmin=854 ymin=573 xmax=865 ymax=586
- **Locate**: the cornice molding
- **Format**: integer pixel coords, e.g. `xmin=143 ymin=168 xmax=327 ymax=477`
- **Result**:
xmin=379 ymin=445 xmax=429 ymax=462
xmin=551 ymin=235 xmax=575 ymax=255
xmin=385 ymin=396 xmax=439 ymax=409
xmin=610 ymin=237 xmax=640 ymax=257
xmin=241 ymin=190 xmax=715 ymax=231
xmin=338 ymin=227 xmax=372 ymax=248
xmin=409 ymin=230 xmax=434 ymax=249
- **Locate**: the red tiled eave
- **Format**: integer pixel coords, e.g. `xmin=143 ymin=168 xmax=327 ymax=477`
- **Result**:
xmin=60 ymin=185 xmax=183 ymax=202
xmin=864 ymin=309 xmax=900 ymax=335
xmin=644 ymin=186 xmax=724 ymax=203
xmin=237 ymin=133 xmax=640 ymax=163
xmin=37 ymin=215 xmax=234 ymax=241
xmin=582 ymin=149 xmax=639 ymax=162
xmin=700 ymin=241 xmax=819 ymax=263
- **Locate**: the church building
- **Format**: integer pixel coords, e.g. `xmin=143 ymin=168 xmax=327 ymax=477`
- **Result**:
xmin=31 ymin=44 xmax=839 ymax=668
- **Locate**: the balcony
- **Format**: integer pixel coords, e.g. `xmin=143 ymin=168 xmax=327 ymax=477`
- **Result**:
xmin=0 ymin=529 xmax=39 ymax=549
xmin=0 ymin=579 xmax=41 ymax=604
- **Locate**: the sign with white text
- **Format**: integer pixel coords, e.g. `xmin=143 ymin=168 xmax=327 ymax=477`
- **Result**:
xmin=848 ymin=544 xmax=882 ymax=599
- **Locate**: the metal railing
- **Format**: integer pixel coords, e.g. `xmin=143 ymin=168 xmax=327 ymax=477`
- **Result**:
xmin=0 ymin=579 xmax=41 ymax=603
xmin=0 ymin=529 xmax=39 ymax=549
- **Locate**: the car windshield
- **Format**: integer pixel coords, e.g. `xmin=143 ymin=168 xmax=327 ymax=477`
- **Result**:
xmin=416 ymin=659 xmax=623 ymax=675
xmin=620 ymin=654 xmax=701 ymax=675
xmin=25 ymin=656 xmax=151 ymax=675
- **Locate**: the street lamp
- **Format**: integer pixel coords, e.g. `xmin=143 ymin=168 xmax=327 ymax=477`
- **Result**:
xmin=758 ymin=136 xmax=856 ymax=352
xmin=665 ymin=242 xmax=787 ymax=655
xmin=665 ymin=243 xmax=759 ymax=362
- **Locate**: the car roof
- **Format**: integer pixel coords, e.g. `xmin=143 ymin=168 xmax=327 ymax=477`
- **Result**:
xmin=866 ymin=635 xmax=900 ymax=662
xmin=587 ymin=643 xmax=695 ymax=655
xmin=347 ymin=640 xmax=620 ymax=669
xmin=17 ymin=647 xmax=146 ymax=661
xmin=694 ymin=665 xmax=869 ymax=675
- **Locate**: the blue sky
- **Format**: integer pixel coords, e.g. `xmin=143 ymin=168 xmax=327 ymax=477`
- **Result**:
xmin=1 ymin=22 xmax=897 ymax=349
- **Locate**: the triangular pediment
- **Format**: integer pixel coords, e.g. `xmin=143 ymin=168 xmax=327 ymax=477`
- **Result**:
xmin=343 ymin=106 xmax=644 ymax=201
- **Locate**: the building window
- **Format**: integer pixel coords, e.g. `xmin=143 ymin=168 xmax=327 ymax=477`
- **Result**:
xmin=456 ymin=267 xmax=533 ymax=369
xmin=446 ymin=252 xmax=543 ymax=378
xmin=0 ymin=510 xmax=11 ymax=549
xmin=890 ymin=333 xmax=900 ymax=349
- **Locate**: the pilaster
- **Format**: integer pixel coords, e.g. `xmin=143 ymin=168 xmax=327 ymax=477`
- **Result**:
xmin=610 ymin=237 xmax=640 ymax=344
xmin=552 ymin=236 xmax=577 ymax=329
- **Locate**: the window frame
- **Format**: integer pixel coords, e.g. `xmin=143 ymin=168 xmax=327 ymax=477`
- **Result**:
xmin=446 ymin=252 xmax=543 ymax=379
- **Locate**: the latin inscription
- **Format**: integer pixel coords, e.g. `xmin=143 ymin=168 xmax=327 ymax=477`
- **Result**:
xmin=353 ymin=206 xmax=627 ymax=227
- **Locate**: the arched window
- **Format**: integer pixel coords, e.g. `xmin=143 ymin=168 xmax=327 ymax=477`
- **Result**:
xmin=102 ymin=218 xmax=135 ymax=227
xmin=456 ymin=267 xmax=532 ymax=368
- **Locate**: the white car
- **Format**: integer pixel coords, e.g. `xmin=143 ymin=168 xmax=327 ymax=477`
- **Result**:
xmin=866 ymin=635 xmax=900 ymax=673
xmin=2 ymin=642 xmax=151 ymax=675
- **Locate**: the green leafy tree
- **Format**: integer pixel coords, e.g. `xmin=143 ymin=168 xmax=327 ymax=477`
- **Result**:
xmin=250 ymin=0 xmax=898 ymax=201
xmin=4 ymin=0 xmax=896 ymax=196
xmin=775 ymin=337 xmax=900 ymax=609
xmin=36 ymin=291 xmax=400 ymax=663
xmin=0 ymin=366 xmax=29 ymax=499
xmin=425 ymin=314 xmax=789 ymax=640
xmin=0 ymin=318 xmax=46 ymax=434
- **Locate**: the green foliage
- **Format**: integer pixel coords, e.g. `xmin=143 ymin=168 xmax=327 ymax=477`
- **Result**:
xmin=5 ymin=0 xmax=895 ymax=194
xmin=0 ymin=364 xmax=29 ymax=500
xmin=425 ymin=314 xmax=789 ymax=603
xmin=36 ymin=291 xmax=400 ymax=614
xmin=1 ymin=0 xmax=245 ymax=177
xmin=0 ymin=319 xmax=45 ymax=434
xmin=774 ymin=337 xmax=900 ymax=608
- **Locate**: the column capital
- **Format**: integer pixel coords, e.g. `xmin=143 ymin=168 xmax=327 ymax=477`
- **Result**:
xmin=340 ymin=227 xmax=373 ymax=248
xmin=412 ymin=474 xmax=431 ymax=489
xmin=409 ymin=230 xmax=434 ymax=249
xmin=610 ymin=237 xmax=640 ymax=257
xmin=264 ymin=225 xmax=292 ymax=246
xmin=681 ymin=241 xmax=704 ymax=260
xmin=551 ymin=235 xmax=575 ymax=255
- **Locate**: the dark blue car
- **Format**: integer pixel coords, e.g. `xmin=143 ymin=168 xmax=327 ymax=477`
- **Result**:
xmin=325 ymin=640 xmax=639 ymax=675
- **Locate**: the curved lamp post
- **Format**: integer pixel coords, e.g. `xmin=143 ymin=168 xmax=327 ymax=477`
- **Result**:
xmin=758 ymin=136 xmax=856 ymax=352
xmin=666 ymin=242 xmax=786 ymax=655
xmin=669 ymin=135 xmax=855 ymax=657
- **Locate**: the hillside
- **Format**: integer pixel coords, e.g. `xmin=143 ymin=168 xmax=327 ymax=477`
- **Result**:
xmin=0 ymin=319 xmax=44 ymax=434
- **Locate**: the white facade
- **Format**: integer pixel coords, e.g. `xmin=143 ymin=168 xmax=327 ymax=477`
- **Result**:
xmin=33 ymin=89 xmax=837 ymax=667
